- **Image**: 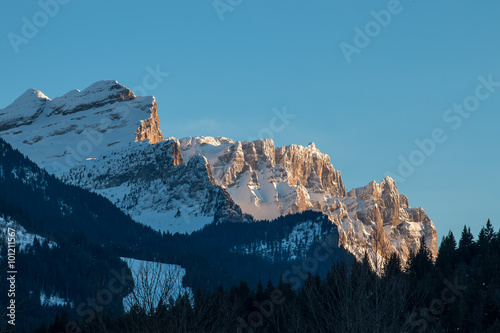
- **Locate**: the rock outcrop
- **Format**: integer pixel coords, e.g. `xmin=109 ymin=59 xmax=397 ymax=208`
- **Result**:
xmin=135 ymin=98 xmax=164 ymax=144
xmin=275 ymin=142 xmax=346 ymax=197
xmin=342 ymin=177 xmax=438 ymax=259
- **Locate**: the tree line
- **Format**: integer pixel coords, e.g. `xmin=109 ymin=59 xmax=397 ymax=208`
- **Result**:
xmin=36 ymin=219 xmax=500 ymax=333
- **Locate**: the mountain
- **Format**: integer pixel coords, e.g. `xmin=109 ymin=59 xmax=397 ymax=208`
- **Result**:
xmin=178 ymin=136 xmax=438 ymax=260
xmin=0 ymin=81 xmax=163 ymax=175
xmin=0 ymin=80 xmax=438 ymax=262
xmin=178 ymin=137 xmax=346 ymax=220
xmin=345 ymin=177 xmax=437 ymax=260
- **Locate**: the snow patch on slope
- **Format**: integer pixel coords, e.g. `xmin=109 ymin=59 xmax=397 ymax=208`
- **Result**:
xmin=234 ymin=217 xmax=328 ymax=262
xmin=40 ymin=291 xmax=73 ymax=308
xmin=121 ymin=257 xmax=190 ymax=313
xmin=0 ymin=216 xmax=56 ymax=252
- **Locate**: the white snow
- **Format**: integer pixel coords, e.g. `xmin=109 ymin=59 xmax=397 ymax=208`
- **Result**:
xmin=121 ymin=257 xmax=191 ymax=313
xmin=40 ymin=291 xmax=72 ymax=307
xmin=0 ymin=88 xmax=49 ymax=124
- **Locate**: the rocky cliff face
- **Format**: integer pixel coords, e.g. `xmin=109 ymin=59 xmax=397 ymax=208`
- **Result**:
xmin=179 ymin=136 xmax=438 ymax=261
xmin=346 ymin=177 xmax=432 ymax=231
xmin=341 ymin=177 xmax=438 ymax=260
xmin=179 ymin=137 xmax=346 ymax=220
xmin=275 ymin=142 xmax=346 ymax=197
xmin=135 ymin=99 xmax=164 ymax=144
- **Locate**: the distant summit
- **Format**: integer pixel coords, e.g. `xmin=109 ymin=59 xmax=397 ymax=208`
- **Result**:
xmin=0 ymin=80 xmax=163 ymax=174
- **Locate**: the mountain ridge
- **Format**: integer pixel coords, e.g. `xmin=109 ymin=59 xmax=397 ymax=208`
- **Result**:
xmin=0 ymin=80 xmax=438 ymax=262
xmin=0 ymin=80 xmax=163 ymax=175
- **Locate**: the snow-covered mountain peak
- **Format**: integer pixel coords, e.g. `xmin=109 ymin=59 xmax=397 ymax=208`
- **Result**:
xmin=179 ymin=136 xmax=235 ymax=151
xmin=83 ymin=79 xmax=128 ymax=92
xmin=20 ymin=88 xmax=50 ymax=101
xmin=177 ymin=136 xmax=346 ymax=220
xmin=0 ymin=81 xmax=164 ymax=175
xmin=0 ymin=88 xmax=50 ymax=131
xmin=47 ymin=80 xmax=135 ymax=116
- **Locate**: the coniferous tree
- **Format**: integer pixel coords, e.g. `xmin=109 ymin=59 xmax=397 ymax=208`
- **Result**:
xmin=478 ymin=219 xmax=495 ymax=252
xmin=408 ymin=237 xmax=433 ymax=279
xmin=436 ymin=230 xmax=457 ymax=276
xmin=384 ymin=252 xmax=403 ymax=278
xmin=458 ymin=225 xmax=475 ymax=264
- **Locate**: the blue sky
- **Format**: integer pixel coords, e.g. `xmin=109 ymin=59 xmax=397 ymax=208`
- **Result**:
xmin=1 ymin=0 xmax=499 ymax=241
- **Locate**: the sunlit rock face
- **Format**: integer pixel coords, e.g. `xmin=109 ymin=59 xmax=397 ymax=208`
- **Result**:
xmin=179 ymin=136 xmax=438 ymax=262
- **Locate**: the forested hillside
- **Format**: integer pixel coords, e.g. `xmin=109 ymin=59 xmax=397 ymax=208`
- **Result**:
xmin=39 ymin=220 xmax=500 ymax=333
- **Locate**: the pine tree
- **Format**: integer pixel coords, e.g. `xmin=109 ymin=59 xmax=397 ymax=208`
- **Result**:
xmin=408 ymin=237 xmax=433 ymax=279
xmin=478 ymin=219 xmax=495 ymax=251
xmin=384 ymin=252 xmax=402 ymax=278
xmin=436 ymin=230 xmax=457 ymax=275
xmin=458 ymin=225 xmax=475 ymax=264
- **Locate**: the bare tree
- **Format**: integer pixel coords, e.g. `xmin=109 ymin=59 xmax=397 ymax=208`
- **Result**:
xmin=123 ymin=258 xmax=185 ymax=315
